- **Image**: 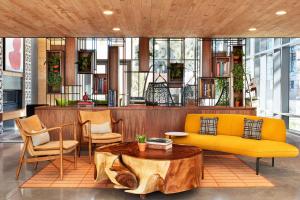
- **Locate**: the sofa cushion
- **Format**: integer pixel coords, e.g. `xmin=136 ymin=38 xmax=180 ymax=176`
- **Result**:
xmin=200 ymin=117 xmax=218 ymax=135
xmin=173 ymin=134 xmax=299 ymax=158
xmin=172 ymin=133 xmax=219 ymax=150
xmin=91 ymin=132 xmax=121 ymax=140
xmin=215 ymin=135 xmax=299 ymax=158
xmin=243 ymin=118 xmax=263 ymax=140
xmin=33 ymin=140 xmax=78 ymax=151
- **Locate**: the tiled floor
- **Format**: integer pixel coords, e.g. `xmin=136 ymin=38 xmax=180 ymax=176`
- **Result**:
xmin=1 ymin=133 xmax=300 ymax=200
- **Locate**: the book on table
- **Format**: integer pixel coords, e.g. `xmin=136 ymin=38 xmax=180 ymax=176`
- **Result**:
xmin=146 ymin=138 xmax=173 ymax=150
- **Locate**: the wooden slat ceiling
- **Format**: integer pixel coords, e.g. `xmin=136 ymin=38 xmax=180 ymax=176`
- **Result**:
xmin=0 ymin=0 xmax=300 ymax=37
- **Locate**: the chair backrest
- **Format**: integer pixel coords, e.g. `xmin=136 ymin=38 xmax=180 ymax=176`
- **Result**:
xmin=15 ymin=115 xmax=44 ymax=156
xmin=185 ymin=114 xmax=286 ymax=142
xmin=78 ymin=110 xmax=112 ymax=137
xmin=79 ymin=110 xmax=112 ymax=124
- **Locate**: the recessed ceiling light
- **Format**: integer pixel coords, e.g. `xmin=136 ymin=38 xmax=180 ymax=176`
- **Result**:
xmin=112 ymin=27 xmax=120 ymax=31
xmin=248 ymin=27 xmax=256 ymax=31
xmin=103 ymin=10 xmax=113 ymax=15
xmin=276 ymin=10 xmax=287 ymax=16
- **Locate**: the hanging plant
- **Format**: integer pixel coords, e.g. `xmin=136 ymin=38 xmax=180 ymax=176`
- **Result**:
xmin=47 ymin=52 xmax=62 ymax=93
xmin=77 ymin=50 xmax=94 ymax=74
xmin=48 ymin=53 xmax=61 ymax=71
xmin=48 ymin=71 xmax=62 ymax=87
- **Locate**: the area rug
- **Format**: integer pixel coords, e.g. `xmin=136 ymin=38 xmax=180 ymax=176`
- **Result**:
xmin=21 ymin=155 xmax=273 ymax=188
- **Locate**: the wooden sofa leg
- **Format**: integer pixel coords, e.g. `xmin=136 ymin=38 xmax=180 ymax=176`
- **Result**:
xmin=272 ymin=157 xmax=275 ymax=167
xmin=256 ymin=158 xmax=260 ymax=175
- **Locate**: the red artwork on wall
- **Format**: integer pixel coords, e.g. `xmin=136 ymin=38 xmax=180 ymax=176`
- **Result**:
xmin=5 ymin=38 xmax=24 ymax=73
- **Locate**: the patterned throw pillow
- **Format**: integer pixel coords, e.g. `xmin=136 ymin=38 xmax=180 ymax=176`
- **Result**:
xmin=243 ymin=118 xmax=263 ymax=140
xmin=200 ymin=117 xmax=218 ymax=135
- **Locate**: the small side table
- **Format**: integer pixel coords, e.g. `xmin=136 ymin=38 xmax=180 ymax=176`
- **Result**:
xmin=164 ymin=131 xmax=188 ymax=139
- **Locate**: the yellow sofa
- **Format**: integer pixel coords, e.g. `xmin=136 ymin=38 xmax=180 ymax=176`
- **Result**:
xmin=172 ymin=114 xmax=299 ymax=175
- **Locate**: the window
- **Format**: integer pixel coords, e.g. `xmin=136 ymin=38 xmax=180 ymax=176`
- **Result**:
xmin=289 ymin=45 xmax=300 ymax=131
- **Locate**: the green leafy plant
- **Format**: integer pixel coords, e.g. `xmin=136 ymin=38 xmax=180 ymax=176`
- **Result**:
xmin=136 ymin=135 xmax=146 ymax=143
xmin=48 ymin=71 xmax=62 ymax=87
xmin=168 ymin=63 xmax=184 ymax=81
xmin=47 ymin=53 xmax=62 ymax=91
xmin=232 ymin=48 xmax=244 ymax=57
xmin=215 ymin=78 xmax=230 ymax=106
xmin=77 ymin=51 xmax=93 ymax=73
xmin=216 ymin=78 xmax=227 ymax=93
xmin=232 ymin=64 xmax=244 ymax=92
xmin=48 ymin=54 xmax=60 ymax=68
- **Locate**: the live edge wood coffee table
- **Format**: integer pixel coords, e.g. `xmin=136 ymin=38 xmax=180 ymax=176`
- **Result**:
xmin=94 ymin=142 xmax=203 ymax=198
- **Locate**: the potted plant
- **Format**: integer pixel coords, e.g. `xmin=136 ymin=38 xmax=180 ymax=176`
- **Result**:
xmin=234 ymin=96 xmax=241 ymax=107
xmin=136 ymin=135 xmax=147 ymax=152
xmin=232 ymin=64 xmax=244 ymax=107
xmin=232 ymin=48 xmax=244 ymax=59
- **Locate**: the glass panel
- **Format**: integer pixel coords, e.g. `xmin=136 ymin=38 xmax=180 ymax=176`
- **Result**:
xmin=266 ymin=54 xmax=273 ymax=116
xmin=131 ymin=60 xmax=139 ymax=72
xmin=95 ymin=64 xmax=106 ymax=74
xmin=185 ymin=38 xmax=195 ymax=59
xmin=154 ymin=60 xmax=167 ymax=73
xmin=96 ymin=38 xmax=108 ymax=59
xmin=132 ymin=38 xmax=139 ymax=59
xmin=154 ymin=39 xmax=168 ymax=59
xmin=170 ymin=40 xmax=182 ymax=60
xmin=274 ymin=38 xmax=281 ymax=47
xmin=289 ymin=45 xmax=300 ymax=131
xmin=86 ymin=38 xmax=94 ymax=50
xmin=185 ymin=60 xmax=195 ymax=85
xmin=255 ymin=39 xmax=260 ymax=53
xmin=125 ymin=38 xmax=132 ymax=59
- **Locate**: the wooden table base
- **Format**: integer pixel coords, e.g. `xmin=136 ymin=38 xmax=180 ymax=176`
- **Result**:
xmin=94 ymin=142 xmax=203 ymax=196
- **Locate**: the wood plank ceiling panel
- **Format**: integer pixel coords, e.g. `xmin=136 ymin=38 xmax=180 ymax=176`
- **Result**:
xmin=0 ymin=0 xmax=300 ymax=37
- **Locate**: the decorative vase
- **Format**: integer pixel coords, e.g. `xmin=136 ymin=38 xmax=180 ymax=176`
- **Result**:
xmin=83 ymin=92 xmax=89 ymax=101
xmin=235 ymin=101 xmax=241 ymax=107
xmin=138 ymin=143 xmax=147 ymax=152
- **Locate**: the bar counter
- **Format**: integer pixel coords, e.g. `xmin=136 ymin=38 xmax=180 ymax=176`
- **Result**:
xmin=35 ymin=105 xmax=256 ymax=141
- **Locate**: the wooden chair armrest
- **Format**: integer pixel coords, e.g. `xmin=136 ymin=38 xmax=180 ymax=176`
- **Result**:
xmin=111 ymin=118 xmax=124 ymax=139
xmin=79 ymin=120 xmax=91 ymax=126
xmin=112 ymin=118 xmax=123 ymax=124
xmin=24 ymin=127 xmax=61 ymax=137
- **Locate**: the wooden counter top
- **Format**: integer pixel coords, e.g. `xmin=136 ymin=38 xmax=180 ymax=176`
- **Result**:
xmin=35 ymin=105 xmax=256 ymax=141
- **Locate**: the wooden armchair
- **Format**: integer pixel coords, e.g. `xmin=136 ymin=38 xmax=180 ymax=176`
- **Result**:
xmin=78 ymin=110 xmax=124 ymax=163
xmin=15 ymin=115 xmax=78 ymax=180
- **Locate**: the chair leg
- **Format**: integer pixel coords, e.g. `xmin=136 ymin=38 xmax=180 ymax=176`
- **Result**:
xmin=16 ymin=139 xmax=28 ymax=180
xmin=78 ymin=133 xmax=81 ymax=157
xmin=256 ymin=158 xmax=260 ymax=175
xmin=60 ymin=153 xmax=63 ymax=180
xmin=89 ymin=140 xmax=92 ymax=164
xmin=74 ymin=147 xmax=77 ymax=169
xmin=272 ymin=157 xmax=275 ymax=167
xmin=34 ymin=162 xmax=39 ymax=170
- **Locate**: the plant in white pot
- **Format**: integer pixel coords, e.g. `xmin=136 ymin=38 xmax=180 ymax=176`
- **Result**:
xmin=136 ymin=135 xmax=147 ymax=152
